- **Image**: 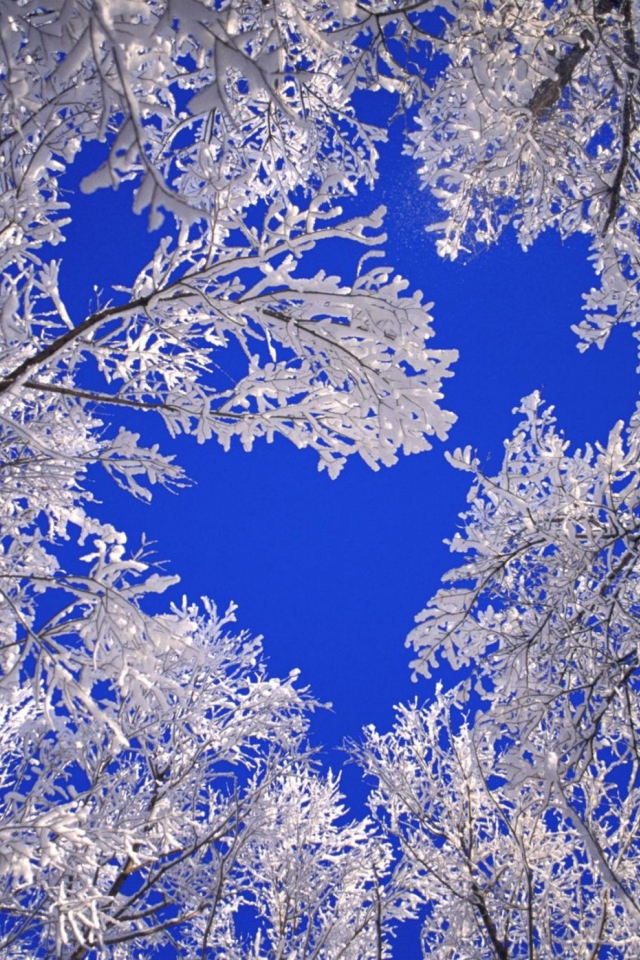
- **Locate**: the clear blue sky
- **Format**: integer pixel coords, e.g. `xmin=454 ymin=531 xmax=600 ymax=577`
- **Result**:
xmin=57 ymin=113 xmax=639 ymax=955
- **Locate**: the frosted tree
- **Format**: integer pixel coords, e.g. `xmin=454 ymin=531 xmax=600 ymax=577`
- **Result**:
xmin=409 ymin=0 xmax=640 ymax=352
xmin=0 ymin=596 xmax=412 ymax=958
xmin=355 ymin=394 xmax=640 ymax=955
xmin=1 ymin=0 xmax=455 ymax=480
xmin=0 ymin=0 xmax=458 ymax=684
xmin=0 ymin=0 xmax=456 ymax=719
xmin=0 ymin=5 xmax=437 ymax=954
xmin=222 ymin=770 xmax=410 ymax=960
xmin=357 ymin=689 xmax=640 ymax=958
xmin=408 ymin=392 xmax=640 ymax=771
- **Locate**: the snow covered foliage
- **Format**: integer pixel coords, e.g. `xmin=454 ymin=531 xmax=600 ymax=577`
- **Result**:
xmin=0 ymin=0 xmax=458 ymax=763
xmin=0 ymin=0 xmax=456 ymax=485
xmin=410 ymin=0 xmax=640 ymax=350
xmin=9 ymin=0 xmax=640 ymax=955
xmin=0 ymin=600 xmax=410 ymax=957
xmin=358 ymin=688 xmax=640 ymax=958
xmin=409 ymin=392 xmax=640 ymax=770
xmin=0 ymin=0 xmax=458 ymax=722
xmin=360 ymin=394 xmax=640 ymax=955
xmin=0 ymin=2 xmax=447 ymax=954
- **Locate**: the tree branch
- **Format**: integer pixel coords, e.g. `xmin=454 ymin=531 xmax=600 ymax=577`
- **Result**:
xmin=528 ymin=30 xmax=594 ymax=117
xmin=0 ymin=294 xmax=154 ymax=396
xmin=471 ymin=881 xmax=509 ymax=960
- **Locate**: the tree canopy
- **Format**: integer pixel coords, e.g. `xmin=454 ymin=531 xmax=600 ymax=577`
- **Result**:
xmin=410 ymin=0 xmax=640 ymax=349
xmin=2 ymin=0 xmax=640 ymax=957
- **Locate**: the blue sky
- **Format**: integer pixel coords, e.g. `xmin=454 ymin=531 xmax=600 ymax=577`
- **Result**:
xmin=57 ymin=106 xmax=640 ymax=955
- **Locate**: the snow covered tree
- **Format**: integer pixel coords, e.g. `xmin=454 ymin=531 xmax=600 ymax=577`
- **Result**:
xmin=408 ymin=392 xmax=640 ymax=775
xmin=358 ymin=688 xmax=640 ymax=958
xmin=409 ymin=0 xmax=640 ymax=352
xmin=0 ymin=0 xmax=457 ymax=695
xmin=356 ymin=394 xmax=640 ymax=956
xmin=0 ymin=4 xmax=439 ymax=954
xmin=0 ymin=597 xmax=412 ymax=958
xmin=225 ymin=769 xmax=406 ymax=960
xmin=1 ymin=0 xmax=455 ymax=480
